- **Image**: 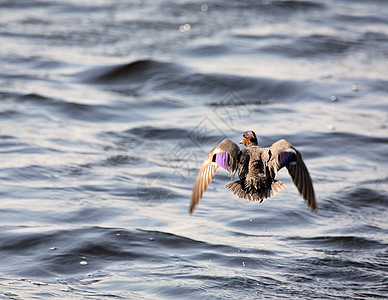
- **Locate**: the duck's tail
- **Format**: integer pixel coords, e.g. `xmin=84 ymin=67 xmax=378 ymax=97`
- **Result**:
xmin=225 ymin=179 xmax=286 ymax=202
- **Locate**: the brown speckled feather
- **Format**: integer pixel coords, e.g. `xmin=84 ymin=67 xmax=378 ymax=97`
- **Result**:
xmin=225 ymin=145 xmax=287 ymax=203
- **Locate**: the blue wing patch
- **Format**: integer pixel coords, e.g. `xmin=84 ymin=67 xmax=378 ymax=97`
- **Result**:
xmin=278 ymin=151 xmax=295 ymax=169
xmin=213 ymin=152 xmax=229 ymax=170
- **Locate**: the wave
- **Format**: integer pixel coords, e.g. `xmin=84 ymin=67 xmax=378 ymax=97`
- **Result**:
xmin=123 ymin=126 xmax=190 ymax=140
xmin=81 ymin=59 xmax=320 ymax=101
xmin=0 ymin=227 xmax=250 ymax=277
xmin=323 ymin=186 xmax=388 ymax=213
xmin=287 ymin=234 xmax=385 ymax=251
xmin=1 ymin=92 xmax=137 ymax=122
xmin=260 ymin=34 xmax=357 ymax=58
xmin=248 ymin=29 xmax=387 ymax=60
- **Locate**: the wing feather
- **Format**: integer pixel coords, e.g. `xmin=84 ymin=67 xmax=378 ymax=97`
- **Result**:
xmin=269 ymin=139 xmax=317 ymax=212
xmin=189 ymin=139 xmax=241 ymax=214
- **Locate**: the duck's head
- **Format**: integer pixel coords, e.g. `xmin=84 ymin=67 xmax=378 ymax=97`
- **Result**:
xmin=241 ymin=130 xmax=258 ymax=147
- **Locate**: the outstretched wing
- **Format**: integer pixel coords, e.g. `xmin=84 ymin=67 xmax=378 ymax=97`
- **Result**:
xmin=269 ymin=139 xmax=317 ymax=212
xmin=190 ymin=139 xmax=241 ymax=214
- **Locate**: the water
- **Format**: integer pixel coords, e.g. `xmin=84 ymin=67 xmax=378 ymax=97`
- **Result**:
xmin=0 ymin=0 xmax=387 ymax=299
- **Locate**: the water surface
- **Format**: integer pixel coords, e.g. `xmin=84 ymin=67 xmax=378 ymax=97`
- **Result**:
xmin=0 ymin=0 xmax=387 ymax=299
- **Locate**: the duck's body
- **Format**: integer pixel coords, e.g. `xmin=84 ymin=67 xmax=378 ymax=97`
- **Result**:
xmin=190 ymin=131 xmax=316 ymax=214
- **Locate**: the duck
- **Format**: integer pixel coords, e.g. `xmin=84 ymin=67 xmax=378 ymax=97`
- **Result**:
xmin=190 ymin=130 xmax=316 ymax=214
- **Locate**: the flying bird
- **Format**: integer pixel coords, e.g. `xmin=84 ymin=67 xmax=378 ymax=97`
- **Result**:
xmin=190 ymin=130 xmax=316 ymax=214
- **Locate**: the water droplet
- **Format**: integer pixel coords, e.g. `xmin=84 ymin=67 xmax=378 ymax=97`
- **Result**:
xmin=330 ymin=95 xmax=337 ymax=101
xmin=328 ymin=124 xmax=335 ymax=130
xmin=249 ymin=218 xmax=253 ymax=222
xmin=149 ymin=237 xmax=154 ymax=241
xmin=242 ymin=261 xmax=245 ymax=267
xmin=352 ymin=84 xmax=360 ymax=91
xmin=179 ymin=23 xmax=191 ymax=32
xmin=50 ymin=247 xmax=57 ymax=251
xmin=80 ymin=261 xmax=88 ymax=266
xmin=201 ymin=4 xmax=208 ymax=12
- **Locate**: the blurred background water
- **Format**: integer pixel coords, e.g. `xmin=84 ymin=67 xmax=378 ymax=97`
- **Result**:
xmin=0 ymin=0 xmax=387 ymax=299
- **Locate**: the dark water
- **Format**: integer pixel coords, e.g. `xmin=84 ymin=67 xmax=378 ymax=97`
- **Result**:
xmin=1 ymin=0 xmax=387 ymax=299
